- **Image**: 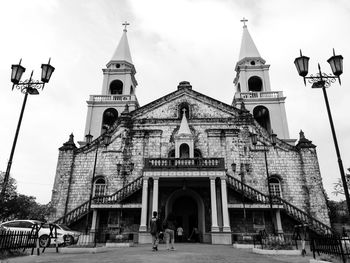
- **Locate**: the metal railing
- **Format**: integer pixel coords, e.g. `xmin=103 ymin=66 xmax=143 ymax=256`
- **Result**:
xmin=226 ymin=174 xmax=269 ymax=203
xmin=54 ymin=201 xmax=90 ymax=225
xmin=0 ymin=229 xmax=37 ymax=252
xmin=311 ymin=234 xmax=350 ymax=263
xmin=144 ymin=158 xmax=225 ymax=170
xmin=93 ymin=176 xmax=143 ymax=204
xmin=55 ymin=176 xmax=143 ymax=225
xmin=0 ymin=223 xmax=59 ymax=255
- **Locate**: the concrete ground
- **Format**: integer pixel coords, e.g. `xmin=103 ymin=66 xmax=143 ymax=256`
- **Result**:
xmin=4 ymin=244 xmax=315 ymax=263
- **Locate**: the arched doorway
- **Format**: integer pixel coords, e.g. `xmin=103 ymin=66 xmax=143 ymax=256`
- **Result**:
xmin=165 ymin=189 xmax=205 ymax=242
xmin=173 ymin=196 xmax=197 ymax=241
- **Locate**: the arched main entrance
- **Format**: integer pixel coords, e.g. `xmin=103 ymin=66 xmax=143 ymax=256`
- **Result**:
xmin=173 ymin=196 xmax=197 ymax=241
xmin=165 ymin=189 xmax=205 ymax=242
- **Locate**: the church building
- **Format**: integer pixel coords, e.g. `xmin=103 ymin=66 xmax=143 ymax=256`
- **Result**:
xmin=50 ymin=21 xmax=330 ymax=245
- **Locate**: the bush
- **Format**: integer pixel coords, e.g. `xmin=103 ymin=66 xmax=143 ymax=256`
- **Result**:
xmin=263 ymin=235 xmax=294 ymax=250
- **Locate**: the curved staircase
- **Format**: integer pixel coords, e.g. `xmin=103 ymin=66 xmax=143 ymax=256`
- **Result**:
xmin=54 ymin=176 xmax=143 ymax=225
xmin=226 ymin=174 xmax=332 ymax=234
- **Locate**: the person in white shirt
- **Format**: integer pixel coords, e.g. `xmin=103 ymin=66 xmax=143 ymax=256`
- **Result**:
xmin=176 ymin=226 xmax=184 ymax=242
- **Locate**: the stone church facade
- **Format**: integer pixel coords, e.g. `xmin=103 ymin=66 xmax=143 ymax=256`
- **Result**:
xmin=50 ymin=23 xmax=330 ymax=244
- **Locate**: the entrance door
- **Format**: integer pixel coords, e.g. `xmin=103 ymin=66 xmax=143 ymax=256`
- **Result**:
xmin=172 ymin=195 xmax=198 ymax=242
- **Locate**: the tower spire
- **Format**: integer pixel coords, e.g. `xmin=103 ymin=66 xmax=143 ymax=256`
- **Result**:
xmin=109 ymin=22 xmax=133 ymax=65
xmin=177 ymin=109 xmax=192 ymax=136
xmin=238 ymin=19 xmax=261 ymax=62
xmin=232 ymin=19 xmax=291 ymax=141
xmin=84 ymin=23 xmax=139 ymax=142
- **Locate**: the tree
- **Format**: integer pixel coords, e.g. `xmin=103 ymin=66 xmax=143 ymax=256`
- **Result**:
xmin=332 ymin=168 xmax=350 ymax=196
xmin=328 ymin=199 xmax=350 ymax=224
xmin=0 ymin=172 xmax=52 ymax=222
xmin=0 ymin=171 xmax=18 ymax=221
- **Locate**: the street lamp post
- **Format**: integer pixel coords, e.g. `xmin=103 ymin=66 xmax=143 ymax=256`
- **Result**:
xmin=1 ymin=59 xmax=55 ymax=200
xmin=251 ymin=132 xmax=277 ymax=234
xmin=85 ymin=132 xmax=112 ymax=233
xmin=294 ymin=49 xmax=350 ymax=216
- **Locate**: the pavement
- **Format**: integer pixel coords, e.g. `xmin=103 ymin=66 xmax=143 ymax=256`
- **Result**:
xmin=3 ymin=244 xmax=315 ymax=263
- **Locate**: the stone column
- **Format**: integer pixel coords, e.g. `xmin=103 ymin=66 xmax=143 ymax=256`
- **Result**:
xmin=91 ymin=209 xmax=98 ymax=231
xmin=210 ymin=177 xmax=219 ymax=232
xmin=139 ymin=177 xmax=149 ymax=232
xmin=152 ymin=177 xmax=159 ymax=213
xmin=88 ymin=209 xmax=98 ymax=244
xmin=275 ymin=209 xmax=283 ymax=234
xmin=220 ymin=178 xmax=231 ymax=232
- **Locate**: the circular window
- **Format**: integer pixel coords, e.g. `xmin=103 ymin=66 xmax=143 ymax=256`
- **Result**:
xmin=250 ymin=61 xmax=255 ymax=65
xmin=116 ymin=64 xmax=121 ymax=68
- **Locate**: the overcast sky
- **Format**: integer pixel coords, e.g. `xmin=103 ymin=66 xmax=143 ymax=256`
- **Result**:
xmin=0 ymin=0 xmax=349 ymax=204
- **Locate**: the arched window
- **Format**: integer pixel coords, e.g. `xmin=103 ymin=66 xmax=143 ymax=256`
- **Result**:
xmin=94 ymin=177 xmax=106 ymax=197
xmin=178 ymin=103 xmax=190 ymax=119
xmin=102 ymin=108 xmax=118 ymax=132
xmin=248 ymin=76 xmax=263 ymax=92
xmin=269 ymin=177 xmax=282 ymax=198
xmin=253 ymin=106 xmax=271 ymax=133
xmin=179 ymin=143 xmax=190 ymax=158
xmin=110 ymin=80 xmax=123 ymax=95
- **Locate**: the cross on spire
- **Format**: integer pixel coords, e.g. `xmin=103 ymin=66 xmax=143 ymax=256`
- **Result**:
xmin=122 ymin=21 xmax=130 ymax=32
xmin=240 ymin=17 xmax=248 ymax=28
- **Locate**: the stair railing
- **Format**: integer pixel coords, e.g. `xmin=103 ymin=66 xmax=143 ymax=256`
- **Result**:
xmin=54 ymin=176 xmax=143 ymax=225
xmin=226 ymin=174 xmax=333 ymax=234
xmin=93 ymin=175 xmax=143 ymax=204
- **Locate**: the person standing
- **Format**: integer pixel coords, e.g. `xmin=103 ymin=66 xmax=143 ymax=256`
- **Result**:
xmin=188 ymin=227 xmax=200 ymax=242
xmin=149 ymin=211 xmax=162 ymax=251
xmin=163 ymin=212 xmax=176 ymax=250
xmin=176 ymin=226 xmax=184 ymax=242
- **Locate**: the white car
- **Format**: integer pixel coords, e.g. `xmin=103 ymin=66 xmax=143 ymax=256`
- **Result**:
xmin=40 ymin=223 xmax=81 ymax=246
xmin=0 ymin=220 xmax=81 ymax=247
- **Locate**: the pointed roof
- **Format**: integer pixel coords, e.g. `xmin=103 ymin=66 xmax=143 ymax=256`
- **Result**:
xmin=238 ymin=25 xmax=261 ymax=60
xmin=110 ymin=27 xmax=133 ymax=64
xmin=177 ymin=109 xmax=192 ymax=136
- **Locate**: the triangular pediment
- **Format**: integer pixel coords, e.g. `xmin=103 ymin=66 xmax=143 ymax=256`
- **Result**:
xmin=131 ymin=87 xmax=241 ymax=120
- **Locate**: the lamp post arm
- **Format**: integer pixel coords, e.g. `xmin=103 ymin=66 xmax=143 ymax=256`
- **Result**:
xmin=1 ymin=92 xmax=29 ymax=199
xmin=321 ymin=86 xmax=350 ymax=217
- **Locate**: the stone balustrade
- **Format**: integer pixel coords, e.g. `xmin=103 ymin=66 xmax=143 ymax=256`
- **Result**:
xmin=238 ymin=91 xmax=283 ymax=99
xmin=89 ymin=95 xmax=132 ymax=102
xmin=144 ymin=158 xmax=225 ymax=170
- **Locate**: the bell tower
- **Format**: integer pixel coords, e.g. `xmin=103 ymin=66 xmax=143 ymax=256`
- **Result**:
xmin=83 ymin=22 xmax=139 ymax=142
xmin=232 ymin=18 xmax=292 ymax=142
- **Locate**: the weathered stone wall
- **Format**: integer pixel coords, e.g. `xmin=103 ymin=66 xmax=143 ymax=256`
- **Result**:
xmin=50 ymin=91 xmax=330 ymax=228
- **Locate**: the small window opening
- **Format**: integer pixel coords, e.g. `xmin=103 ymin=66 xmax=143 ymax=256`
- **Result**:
xmin=248 ymin=76 xmax=263 ymax=92
xmin=179 ymin=143 xmax=190 ymax=158
xmin=110 ymin=80 xmax=123 ymax=95
xmin=253 ymin=106 xmax=271 ymax=133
